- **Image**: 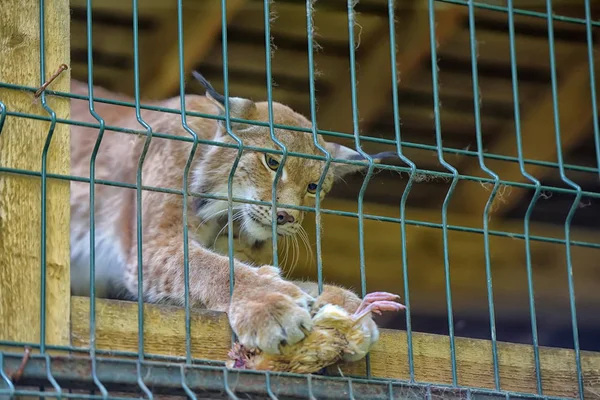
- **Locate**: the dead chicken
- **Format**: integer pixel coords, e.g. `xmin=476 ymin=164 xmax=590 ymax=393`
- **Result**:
xmin=226 ymin=291 xmax=405 ymax=374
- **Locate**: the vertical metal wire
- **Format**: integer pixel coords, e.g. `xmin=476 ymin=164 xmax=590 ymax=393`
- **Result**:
xmin=346 ymin=0 xmax=377 ymax=378
xmin=219 ymin=0 xmax=245 ymax=343
xmin=0 ymin=353 xmax=15 ymax=398
xmin=465 ymin=0 xmax=500 ymax=390
xmin=584 ymin=0 xmax=600 ymax=176
xmin=37 ymin=0 xmax=57 ymax=356
xmin=0 ymin=101 xmax=6 ymax=135
xmin=136 ymin=361 xmax=153 ymax=399
xmin=305 ymin=0 xmax=331 ymax=295
xmin=264 ymin=372 xmax=278 ymax=400
xmin=176 ymin=0 xmax=200 ymax=364
xmin=347 ymin=378 xmax=355 ymax=400
xmin=85 ymin=1 xmax=109 ymax=397
xmin=180 ymin=365 xmax=197 ymax=400
xmin=263 ymin=0 xmax=287 ymax=267
xmin=544 ymin=1 xmax=584 ymax=397
xmin=307 ymin=374 xmax=316 ymax=400
xmin=0 ymin=105 xmax=5 ymax=376
xmin=43 ymin=354 xmax=62 ymax=399
xmin=506 ymin=0 xmax=543 ymax=393
xmin=387 ymin=0 xmax=416 ymax=382
xmin=222 ymin=368 xmax=240 ymax=400
xmin=132 ymin=0 xmax=153 ymax=370
xmin=345 ymin=0 xmax=374 ymax=300
xmin=428 ymin=0 xmax=459 ymax=385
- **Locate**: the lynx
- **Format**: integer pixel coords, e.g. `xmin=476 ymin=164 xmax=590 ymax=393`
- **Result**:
xmin=69 ymin=72 xmax=394 ymax=357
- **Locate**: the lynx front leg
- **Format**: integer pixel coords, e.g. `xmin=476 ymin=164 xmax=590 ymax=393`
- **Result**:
xmin=212 ymin=234 xmax=273 ymax=266
xmin=123 ymin=238 xmax=315 ymax=355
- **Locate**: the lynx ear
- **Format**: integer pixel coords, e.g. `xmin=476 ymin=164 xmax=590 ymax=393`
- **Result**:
xmin=192 ymin=70 xmax=256 ymax=131
xmin=324 ymin=142 xmax=396 ymax=182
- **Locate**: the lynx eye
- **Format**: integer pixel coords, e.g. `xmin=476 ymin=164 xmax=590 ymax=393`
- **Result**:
xmin=265 ymin=154 xmax=280 ymax=171
xmin=307 ymin=183 xmax=318 ymax=194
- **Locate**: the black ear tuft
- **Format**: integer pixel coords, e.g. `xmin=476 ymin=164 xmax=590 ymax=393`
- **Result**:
xmin=192 ymin=71 xmax=226 ymax=106
xmin=346 ymin=150 xmax=398 ymax=163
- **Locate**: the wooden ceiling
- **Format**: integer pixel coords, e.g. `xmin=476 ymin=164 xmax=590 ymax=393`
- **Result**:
xmin=68 ymin=0 xmax=600 ymax=350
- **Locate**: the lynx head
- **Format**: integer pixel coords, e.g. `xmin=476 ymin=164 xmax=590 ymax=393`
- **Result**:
xmin=191 ymin=71 xmax=395 ymax=243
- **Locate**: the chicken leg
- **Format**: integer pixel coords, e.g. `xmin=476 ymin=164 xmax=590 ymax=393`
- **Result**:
xmin=352 ymin=291 xmax=406 ymax=323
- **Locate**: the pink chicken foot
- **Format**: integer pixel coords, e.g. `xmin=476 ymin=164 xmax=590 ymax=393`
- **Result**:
xmin=352 ymin=292 xmax=406 ymax=322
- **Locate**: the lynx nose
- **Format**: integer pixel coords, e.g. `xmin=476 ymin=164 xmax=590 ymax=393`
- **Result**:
xmin=276 ymin=210 xmax=295 ymax=225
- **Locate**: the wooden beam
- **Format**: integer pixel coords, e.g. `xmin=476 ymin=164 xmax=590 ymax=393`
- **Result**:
xmin=453 ymin=56 xmax=595 ymax=215
xmin=71 ymin=296 xmax=600 ymax=398
xmin=69 ymin=0 xmax=170 ymax=15
xmin=141 ymin=0 xmax=247 ymax=99
xmin=71 ymin=296 xmax=231 ymax=361
xmin=70 ymin=22 xmax=134 ymax=57
xmin=200 ymin=42 xmax=341 ymax=81
xmin=316 ymin=6 xmax=464 ymax=138
xmin=0 ymin=0 xmax=71 ymax=347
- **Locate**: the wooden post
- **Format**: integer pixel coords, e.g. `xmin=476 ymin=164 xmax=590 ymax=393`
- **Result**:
xmin=0 ymin=0 xmax=71 ymax=348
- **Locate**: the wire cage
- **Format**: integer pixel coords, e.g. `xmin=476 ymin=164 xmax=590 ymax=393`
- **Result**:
xmin=1 ymin=0 xmax=599 ymax=399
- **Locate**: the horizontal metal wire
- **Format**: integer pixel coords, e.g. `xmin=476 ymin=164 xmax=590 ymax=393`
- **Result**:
xmin=1 ymin=165 xmax=598 ymax=250
xmin=1 ymin=82 xmax=599 ymax=177
xmin=0 ymin=352 xmax=573 ymax=400
xmin=438 ymin=0 xmax=600 ymax=27
xmin=3 ymin=108 xmax=600 ymax=202
xmin=0 ymin=339 xmax=226 ymax=367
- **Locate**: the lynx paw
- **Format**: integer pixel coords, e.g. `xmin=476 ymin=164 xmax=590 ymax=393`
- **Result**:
xmin=228 ymin=272 xmax=315 ymax=354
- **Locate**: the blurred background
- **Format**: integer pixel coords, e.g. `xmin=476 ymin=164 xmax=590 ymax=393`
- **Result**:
xmin=69 ymin=0 xmax=600 ymax=351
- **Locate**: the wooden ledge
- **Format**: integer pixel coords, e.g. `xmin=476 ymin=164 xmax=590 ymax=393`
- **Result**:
xmin=71 ymin=296 xmax=600 ymax=399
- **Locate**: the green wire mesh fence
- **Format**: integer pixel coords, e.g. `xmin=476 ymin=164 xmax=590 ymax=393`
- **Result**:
xmin=0 ymin=0 xmax=599 ymax=399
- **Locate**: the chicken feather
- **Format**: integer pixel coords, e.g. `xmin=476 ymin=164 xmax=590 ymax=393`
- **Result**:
xmin=226 ymin=291 xmax=405 ymax=374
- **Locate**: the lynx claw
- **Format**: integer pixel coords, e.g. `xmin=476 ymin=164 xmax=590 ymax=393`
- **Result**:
xmin=231 ymin=287 xmax=314 ymax=355
xmin=236 ymin=306 xmax=313 ymax=354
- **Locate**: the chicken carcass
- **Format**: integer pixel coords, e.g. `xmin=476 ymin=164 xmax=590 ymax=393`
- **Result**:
xmin=226 ymin=291 xmax=405 ymax=374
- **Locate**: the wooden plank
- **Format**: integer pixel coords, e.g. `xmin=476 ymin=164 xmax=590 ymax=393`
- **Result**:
xmin=232 ymin=1 xmax=384 ymax=43
xmin=452 ymin=56 xmax=595 ymax=215
xmin=70 ymin=22 xmax=135 ymax=57
xmin=69 ymin=0 xmax=169 ymax=16
xmin=316 ymin=6 xmax=464 ymax=138
xmin=70 ymin=296 xmax=231 ymax=361
xmin=70 ymin=296 xmax=600 ymax=398
xmin=69 ymin=63 xmax=121 ymax=90
xmin=343 ymin=329 xmax=600 ymax=399
xmin=200 ymin=42 xmax=341 ymax=81
xmin=378 ymin=102 xmax=504 ymax=138
xmin=442 ymin=29 xmax=584 ymax=71
xmin=141 ymin=0 xmax=247 ymax=99
xmin=407 ymin=69 xmax=542 ymax=105
xmin=0 ymin=0 xmax=71 ymax=347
